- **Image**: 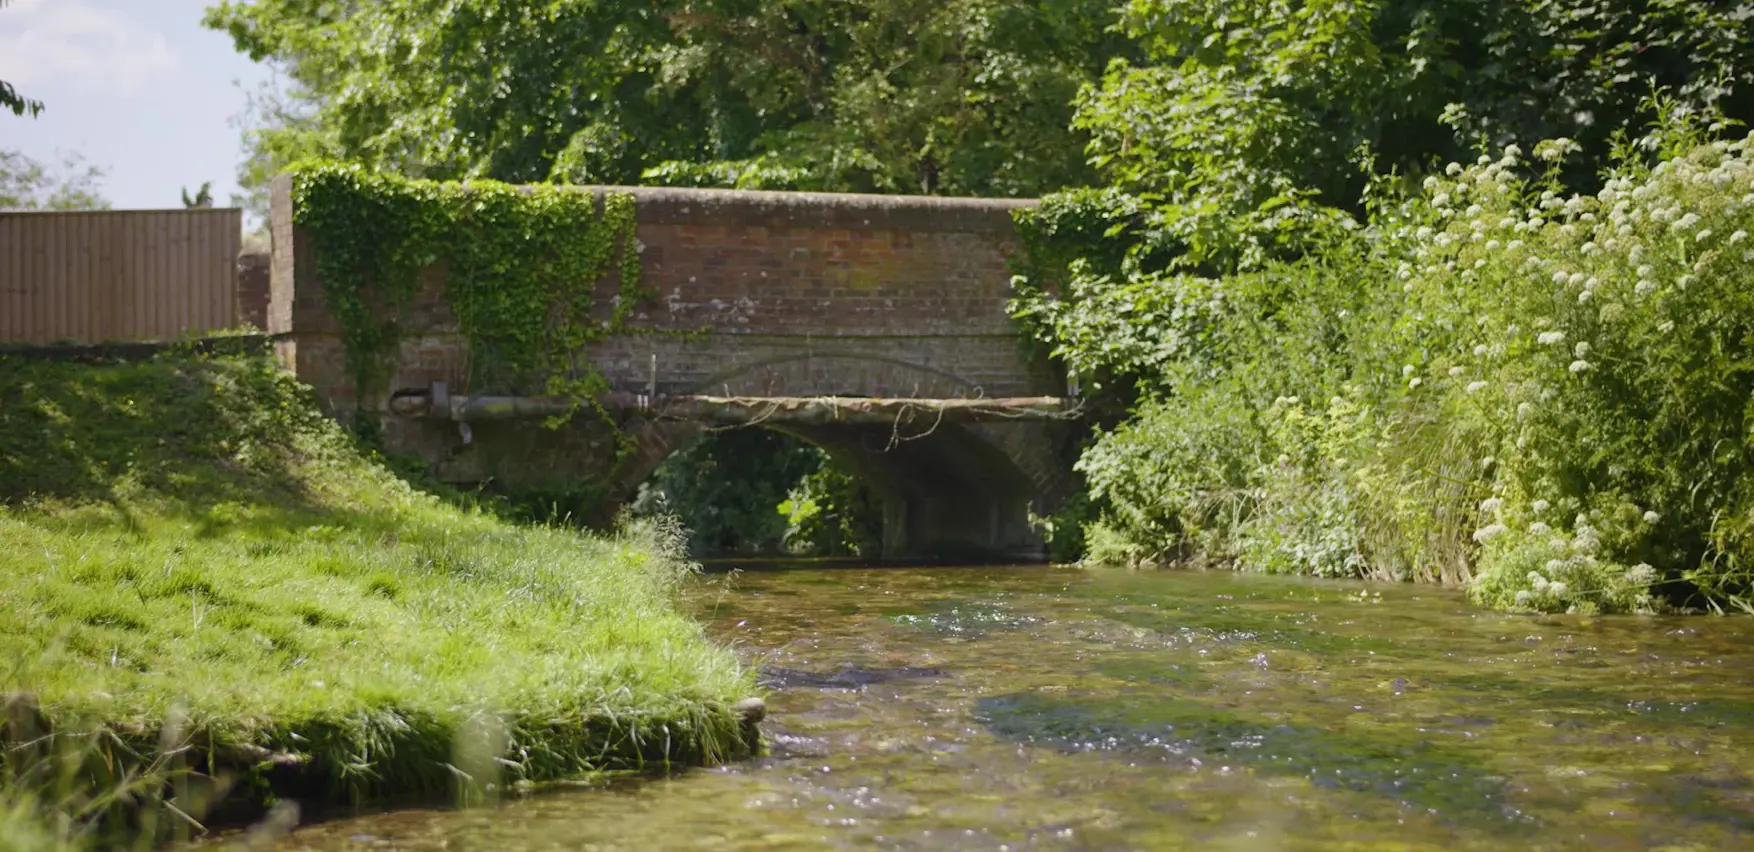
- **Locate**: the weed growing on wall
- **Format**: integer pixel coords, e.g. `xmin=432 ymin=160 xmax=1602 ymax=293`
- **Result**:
xmin=288 ymin=162 xmax=648 ymax=418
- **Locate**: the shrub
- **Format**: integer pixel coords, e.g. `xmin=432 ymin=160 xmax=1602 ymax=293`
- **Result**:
xmin=1059 ymin=108 xmax=1754 ymax=613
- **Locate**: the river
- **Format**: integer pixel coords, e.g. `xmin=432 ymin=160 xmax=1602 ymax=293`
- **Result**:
xmin=270 ymin=563 xmax=1754 ymax=850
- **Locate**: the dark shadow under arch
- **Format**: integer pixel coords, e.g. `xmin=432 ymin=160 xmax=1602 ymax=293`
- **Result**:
xmin=612 ymin=415 xmax=1048 ymax=561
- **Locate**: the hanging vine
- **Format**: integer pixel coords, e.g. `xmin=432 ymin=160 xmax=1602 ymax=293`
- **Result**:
xmin=288 ymin=162 xmax=651 ymax=426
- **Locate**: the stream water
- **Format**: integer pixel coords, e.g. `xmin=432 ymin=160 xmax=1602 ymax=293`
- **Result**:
xmin=272 ymin=563 xmax=1754 ymax=850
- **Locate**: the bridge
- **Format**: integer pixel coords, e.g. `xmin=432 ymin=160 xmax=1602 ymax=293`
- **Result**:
xmin=267 ymin=180 xmax=1076 ymax=560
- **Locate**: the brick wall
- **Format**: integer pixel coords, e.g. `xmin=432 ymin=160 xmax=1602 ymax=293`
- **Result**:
xmin=236 ymin=252 xmax=270 ymax=329
xmin=271 ymin=181 xmax=1051 ymax=398
xmin=269 ymin=179 xmax=1073 ymax=555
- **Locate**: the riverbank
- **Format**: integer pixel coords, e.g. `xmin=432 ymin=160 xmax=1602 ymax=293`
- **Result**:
xmin=1023 ymin=122 xmax=1754 ymax=614
xmin=0 ymin=351 xmax=757 ymax=844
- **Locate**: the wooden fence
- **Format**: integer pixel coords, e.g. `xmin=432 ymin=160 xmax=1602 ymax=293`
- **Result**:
xmin=0 ymin=208 xmax=244 ymax=344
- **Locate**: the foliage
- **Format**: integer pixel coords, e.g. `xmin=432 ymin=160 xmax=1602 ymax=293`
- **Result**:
xmin=204 ymin=0 xmax=1132 ymax=198
xmin=1391 ymin=113 xmax=1754 ymax=614
xmin=288 ymin=162 xmax=646 ymax=413
xmin=0 ymin=2 xmax=41 ymax=120
xmin=1006 ymin=0 xmax=1754 ymax=612
xmin=1054 ymin=107 xmax=1754 ymax=613
xmin=633 ymin=429 xmax=824 ymax=555
xmin=1040 ymin=0 xmax=1754 ymax=277
xmin=0 ymin=150 xmax=108 ymax=211
xmin=1012 ymin=0 xmax=1754 ymax=393
xmin=181 ymin=182 xmax=215 ymax=209
xmin=779 ymin=454 xmax=885 ymax=557
xmin=0 ymin=80 xmax=37 ymax=119
xmin=0 ymin=351 xmax=755 ymax=838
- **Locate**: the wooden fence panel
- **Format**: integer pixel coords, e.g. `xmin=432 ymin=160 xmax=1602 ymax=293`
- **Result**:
xmin=0 ymin=208 xmax=242 ymax=344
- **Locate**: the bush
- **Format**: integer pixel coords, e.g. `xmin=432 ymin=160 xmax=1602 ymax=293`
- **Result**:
xmin=632 ymin=430 xmax=823 ymax=555
xmin=778 ymin=455 xmax=884 ymax=557
xmin=1057 ymin=110 xmax=1754 ymax=613
xmin=1392 ymin=113 xmax=1754 ymax=613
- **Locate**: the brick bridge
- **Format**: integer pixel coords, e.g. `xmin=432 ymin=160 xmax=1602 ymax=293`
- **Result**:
xmin=268 ymin=179 xmax=1076 ymax=561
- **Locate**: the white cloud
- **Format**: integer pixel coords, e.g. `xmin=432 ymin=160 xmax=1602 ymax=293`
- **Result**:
xmin=0 ymin=0 xmax=178 ymax=93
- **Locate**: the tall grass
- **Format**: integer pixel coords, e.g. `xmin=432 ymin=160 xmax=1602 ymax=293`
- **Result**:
xmin=0 ymin=351 xmax=755 ymax=843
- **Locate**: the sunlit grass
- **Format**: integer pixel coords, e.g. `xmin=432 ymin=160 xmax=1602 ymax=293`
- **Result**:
xmin=0 ymin=351 xmax=755 ymax=841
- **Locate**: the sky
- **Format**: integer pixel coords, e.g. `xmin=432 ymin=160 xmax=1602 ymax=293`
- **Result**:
xmin=0 ymin=0 xmax=272 ymax=212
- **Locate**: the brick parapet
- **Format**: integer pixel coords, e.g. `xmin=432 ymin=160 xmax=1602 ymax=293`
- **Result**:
xmin=269 ymin=178 xmax=1073 ymax=545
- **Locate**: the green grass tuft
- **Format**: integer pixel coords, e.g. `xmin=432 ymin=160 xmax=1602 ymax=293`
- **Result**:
xmin=0 ymin=351 xmax=755 ymax=840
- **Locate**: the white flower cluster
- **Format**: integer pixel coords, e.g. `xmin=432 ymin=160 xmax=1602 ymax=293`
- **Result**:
xmin=1395 ymin=132 xmax=1754 ymax=611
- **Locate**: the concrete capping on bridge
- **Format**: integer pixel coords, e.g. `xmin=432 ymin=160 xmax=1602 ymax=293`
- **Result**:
xmin=567 ymin=185 xmax=1034 ymax=234
xmin=386 ymin=383 xmax=1077 ymax=426
xmin=269 ymin=175 xmax=1076 ymax=561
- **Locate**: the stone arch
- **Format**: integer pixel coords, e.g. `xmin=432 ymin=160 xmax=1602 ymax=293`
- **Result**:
xmin=608 ymin=354 xmax=1065 ymax=560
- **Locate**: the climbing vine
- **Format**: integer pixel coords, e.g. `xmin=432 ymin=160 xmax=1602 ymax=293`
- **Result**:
xmin=288 ymin=162 xmax=650 ymax=423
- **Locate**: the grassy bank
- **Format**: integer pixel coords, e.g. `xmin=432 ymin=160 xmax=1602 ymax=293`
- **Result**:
xmin=0 ymin=350 xmax=755 ymax=843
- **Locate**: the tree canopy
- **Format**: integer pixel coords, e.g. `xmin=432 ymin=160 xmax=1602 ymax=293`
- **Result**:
xmin=0 ymin=150 xmax=108 ymax=211
xmin=205 ymin=0 xmax=1133 ymax=201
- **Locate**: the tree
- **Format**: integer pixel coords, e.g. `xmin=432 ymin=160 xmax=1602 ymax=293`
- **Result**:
xmin=1056 ymin=0 xmax=1754 ymax=277
xmin=203 ymin=0 xmax=1133 ymax=198
xmin=0 ymin=150 xmax=108 ymax=211
xmin=0 ymin=0 xmax=42 ymax=118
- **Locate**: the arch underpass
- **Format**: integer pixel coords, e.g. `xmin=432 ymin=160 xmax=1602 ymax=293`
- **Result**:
xmin=267 ymin=180 xmax=1077 ymax=560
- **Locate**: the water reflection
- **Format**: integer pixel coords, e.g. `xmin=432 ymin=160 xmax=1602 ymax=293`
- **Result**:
xmin=267 ymin=564 xmax=1754 ymax=850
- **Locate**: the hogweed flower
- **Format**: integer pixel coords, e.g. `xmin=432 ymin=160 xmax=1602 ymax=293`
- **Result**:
xmin=1643 ymin=511 xmax=1661 ymax=524
xmin=1480 ymin=497 xmax=1504 ymax=513
xmin=1574 ymin=342 xmax=1591 ymax=358
xmin=1538 ymin=331 xmax=1567 ymax=345
xmin=1529 ymin=521 xmax=1552 ymax=535
xmin=1467 ymin=381 xmax=1489 ymax=394
xmin=1569 ymin=360 xmax=1593 ymax=373
xmin=1532 ymin=499 xmax=1551 ymax=513
xmin=1473 ymin=523 xmax=1508 ymax=543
